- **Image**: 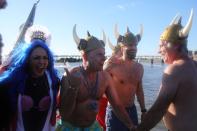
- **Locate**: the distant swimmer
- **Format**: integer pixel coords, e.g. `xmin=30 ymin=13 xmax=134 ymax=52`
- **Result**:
xmin=151 ymin=58 xmax=154 ymax=65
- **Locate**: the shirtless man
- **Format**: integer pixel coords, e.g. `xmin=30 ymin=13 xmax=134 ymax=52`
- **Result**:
xmin=137 ymin=9 xmax=197 ymax=131
xmin=56 ymin=25 xmax=135 ymax=131
xmin=103 ymin=25 xmax=146 ymax=131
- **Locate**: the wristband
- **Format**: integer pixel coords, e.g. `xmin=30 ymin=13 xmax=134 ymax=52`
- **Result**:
xmin=141 ymin=108 xmax=147 ymax=113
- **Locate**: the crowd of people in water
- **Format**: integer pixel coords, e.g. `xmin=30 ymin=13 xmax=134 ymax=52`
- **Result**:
xmin=1 ymin=1 xmax=197 ymax=131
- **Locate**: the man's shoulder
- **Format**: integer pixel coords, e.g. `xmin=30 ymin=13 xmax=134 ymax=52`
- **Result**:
xmin=63 ymin=66 xmax=81 ymax=77
xmin=99 ymin=70 xmax=110 ymax=77
xmin=103 ymin=57 xmax=121 ymax=71
xmin=164 ymin=60 xmax=187 ymax=74
xmin=129 ymin=61 xmax=144 ymax=74
xmin=99 ymin=71 xmax=112 ymax=82
xmin=98 ymin=71 xmax=113 ymax=90
xmin=133 ymin=61 xmax=143 ymax=69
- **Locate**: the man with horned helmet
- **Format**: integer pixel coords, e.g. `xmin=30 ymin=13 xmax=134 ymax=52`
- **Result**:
xmin=56 ymin=24 xmax=135 ymax=131
xmin=103 ymin=24 xmax=146 ymax=131
xmin=137 ymin=9 xmax=197 ymax=131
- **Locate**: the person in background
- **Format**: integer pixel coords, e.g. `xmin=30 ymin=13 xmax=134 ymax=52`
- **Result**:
xmin=56 ymin=24 xmax=135 ymax=131
xmin=137 ymin=9 xmax=197 ymax=131
xmin=0 ymin=0 xmax=7 ymax=9
xmin=151 ymin=58 xmax=154 ymax=65
xmin=103 ymin=24 xmax=146 ymax=131
xmin=0 ymin=25 xmax=59 ymax=131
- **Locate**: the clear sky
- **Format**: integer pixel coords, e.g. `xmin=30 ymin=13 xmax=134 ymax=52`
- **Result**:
xmin=0 ymin=0 xmax=196 ymax=57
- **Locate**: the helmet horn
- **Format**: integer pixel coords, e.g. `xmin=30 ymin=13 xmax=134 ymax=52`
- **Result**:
xmin=87 ymin=31 xmax=91 ymax=37
xmin=136 ymin=24 xmax=143 ymax=42
xmin=169 ymin=14 xmax=180 ymax=25
xmin=179 ymin=8 xmax=194 ymax=37
xmin=102 ymin=30 xmax=106 ymax=45
xmin=73 ymin=24 xmax=80 ymax=45
xmin=139 ymin=24 xmax=143 ymax=39
xmin=108 ymin=38 xmax=115 ymax=50
xmin=126 ymin=26 xmax=131 ymax=33
xmin=114 ymin=24 xmax=120 ymax=39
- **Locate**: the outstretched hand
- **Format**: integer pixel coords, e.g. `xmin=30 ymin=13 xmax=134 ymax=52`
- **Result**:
xmin=64 ymin=68 xmax=81 ymax=88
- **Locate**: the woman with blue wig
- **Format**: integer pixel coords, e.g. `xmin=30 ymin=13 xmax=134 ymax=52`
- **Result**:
xmin=0 ymin=25 xmax=60 ymax=131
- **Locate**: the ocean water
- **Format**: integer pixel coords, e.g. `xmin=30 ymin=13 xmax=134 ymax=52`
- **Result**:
xmin=137 ymin=63 xmax=167 ymax=131
xmin=55 ymin=62 xmax=167 ymax=130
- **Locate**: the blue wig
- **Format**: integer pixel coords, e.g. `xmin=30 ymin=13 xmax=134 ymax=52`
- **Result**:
xmin=0 ymin=39 xmax=59 ymax=90
xmin=0 ymin=39 xmax=60 ymax=112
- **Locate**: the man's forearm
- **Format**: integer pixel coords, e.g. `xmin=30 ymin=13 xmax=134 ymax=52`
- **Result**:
xmin=137 ymin=106 xmax=165 ymax=130
xmin=136 ymin=84 xmax=146 ymax=110
xmin=137 ymin=95 xmax=146 ymax=111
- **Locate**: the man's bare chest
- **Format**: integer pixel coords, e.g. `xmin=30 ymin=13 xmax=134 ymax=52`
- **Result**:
xmin=109 ymin=65 xmax=139 ymax=84
xmin=77 ymin=74 xmax=106 ymax=102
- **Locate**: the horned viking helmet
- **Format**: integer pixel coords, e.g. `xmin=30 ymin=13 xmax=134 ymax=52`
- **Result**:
xmin=73 ymin=24 xmax=106 ymax=53
xmin=160 ymin=9 xmax=194 ymax=45
xmin=108 ymin=24 xmax=143 ymax=51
